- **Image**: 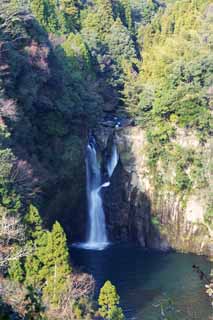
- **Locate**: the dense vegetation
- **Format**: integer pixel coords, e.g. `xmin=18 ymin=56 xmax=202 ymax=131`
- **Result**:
xmin=128 ymin=0 xmax=212 ymax=227
xmin=0 ymin=0 xmax=212 ymax=318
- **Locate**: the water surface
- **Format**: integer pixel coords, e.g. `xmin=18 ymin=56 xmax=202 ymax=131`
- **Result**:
xmin=71 ymin=244 xmax=212 ymax=320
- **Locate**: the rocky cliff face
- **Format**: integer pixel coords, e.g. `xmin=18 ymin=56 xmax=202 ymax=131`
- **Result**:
xmin=94 ymin=125 xmax=212 ymax=257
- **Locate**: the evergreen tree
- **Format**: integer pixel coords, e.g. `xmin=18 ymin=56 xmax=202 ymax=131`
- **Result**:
xmin=88 ymin=0 xmax=114 ymax=40
xmin=25 ymin=231 xmax=49 ymax=288
xmin=31 ymin=0 xmax=60 ymax=34
xmin=98 ymin=0 xmax=114 ymax=35
xmin=31 ymin=0 xmax=47 ymax=29
xmin=8 ymin=259 xmax=24 ymax=283
xmin=6 ymin=206 xmax=38 ymax=284
xmin=60 ymin=0 xmax=79 ymax=31
xmin=24 ymin=205 xmax=48 ymax=288
xmin=46 ymin=0 xmax=59 ymax=33
xmin=24 ymin=204 xmax=43 ymax=240
xmin=41 ymin=222 xmax=71 ymax=306
xmin=98 ymin=281 xmax=124 ymax=320
xmin=120 ymin=0 xmax=133 ymax=32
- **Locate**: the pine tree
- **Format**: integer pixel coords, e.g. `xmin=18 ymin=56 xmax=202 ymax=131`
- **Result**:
xmin=60 ymin=0 xmax=79 ymax=31
xmin=98 ymin=280 xmax=124 ymax=320
xmin=24 ymin=204 xmax=43 ymax=240
xmin=31 ymin=0 xmax=60 ymax=34
xmin=24 ymin=208 xmax=72 ymax=304
xmin=121 ymin=0 xmax=133 ymax=32
xmin=8 ymin=259 xmax=24 ymax=282
xmin=25 ymin=231 xmax=49 ymax=288
xmin=94 ymin=0 xmax=114 ymax=40
xmin=46 ymin=0 xmax=59 ymax=33
xmin=42 ymin=222 xmax=71 ymax=306
xmin=24 ymin=205 xmax=48 ymax=288
xmin=31 ymin=0 xmax=47 ymax=29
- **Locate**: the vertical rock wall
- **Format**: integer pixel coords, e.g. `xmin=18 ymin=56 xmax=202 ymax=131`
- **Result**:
xmin=94 ymin=125 xmax=213 ymax=257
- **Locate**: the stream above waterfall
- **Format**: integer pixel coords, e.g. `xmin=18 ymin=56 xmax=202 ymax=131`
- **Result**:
xmin=71 ymin=244 xmax=212 ymax=320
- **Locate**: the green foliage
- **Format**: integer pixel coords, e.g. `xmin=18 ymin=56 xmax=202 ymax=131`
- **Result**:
xmin=24 ymin=205 xmax=43 ymax=240
xmin=24 ymin=286 xmax=46 ymax=320
xmin=0 ymin=148 xmax=21 ymax=212
xmin=30 ymin=0 xmax=47 ymax=30
xmin=25 ymin=231 xmax=49 ymax=288
xmin=205 ymin=205 xmax=213 ymax=228
xmin=24 ymin=205 xmax=47 ymax=288
xmin=8 ymin=259 xmax=24 ymax=283
xmin=98 ymin=281 xmax=124 ymax=320
xmin=22 ymin=207 xmax=72 ymax=307
xmin=126 ymin=0 xmax=213 ymax=201
xmin=151 ymin=216 xmax=160 ymax=226
xmin=41 ymin=222 xmax=71 ymax=306
xmin=137 ymin=0 xmax=212 ymax=138
xmin=30 ymin=0 xmax=79 ymax=34
xmin=113 ymin=0 xmax=133 ymax=32
xmin=60 ymin=0 xmax=80 ymax=32
xmin=72 ymin=297 xmax=94 ymax=320
xmin=42 ymin=112 xmax=69 ymax=137
xmin=106 ymin=18 xmax=137 ymax=65
xmin=62 ymin=33 xmax=92 ymax=73
xmin=81 ymin=0 xmax=114 ymax=42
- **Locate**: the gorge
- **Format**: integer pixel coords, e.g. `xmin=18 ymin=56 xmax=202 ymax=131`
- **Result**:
xmin=71 ymin=123 xmax=212 ymax=319
xmin=74 ymin=123 xmax=212 ymax=258
xmin=0 ymin=0 xmax=212 ymax=319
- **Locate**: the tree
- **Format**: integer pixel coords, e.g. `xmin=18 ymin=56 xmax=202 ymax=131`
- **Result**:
xmin=60 ymin=0 xmax=79 ymax=32
xmin=8 ymin=259 xmax=24 ymax=282
xmin=93 ymin=0 xmax=114 ymax=40
xmin=46 ymin=0 xmax=60 ymax=33
xmin=41 ymin=222 xmax=71 ymax=306
xmin=24 ymin=219 xmax=72 ymax=306
xmin=31 ymin=0 xmax=47 ymax=29
xmin=105 ymin=17 xmax=137 ymax=93
xmin=98 ymin=280 xmax=124 ymax=320
xmin=24 ymin=205 xmax=47 ymax=288
xmin=24 ymin=204 xmax=43 ymax=240
xmin=118 ymin=0 xmax=133 ymax=32
xmin=31 ymin=0 xmax=60 ymax=34
xmin=106 ymin=18 xmax=136 ymax=64
xmin=24 ymin=286 xmax=45 ymax=320
xmin=24 ymin=231 xmax=48 ymax=288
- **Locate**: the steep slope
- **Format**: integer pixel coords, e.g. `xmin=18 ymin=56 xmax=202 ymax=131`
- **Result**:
xmin=0 ymin=6 xmax=103 ymax=239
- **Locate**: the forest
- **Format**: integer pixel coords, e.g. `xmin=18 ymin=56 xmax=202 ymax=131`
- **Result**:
xmin=0 ymin=0 xmax=212 ymax=319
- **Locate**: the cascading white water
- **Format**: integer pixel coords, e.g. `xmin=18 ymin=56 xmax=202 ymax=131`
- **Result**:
xmin=107 ymin=143 xmax=119 ymax=177
xmin=84 ymin=138 xmax=109 ymax=250
xmin=73 ymin=138 xmax=119 ymax=251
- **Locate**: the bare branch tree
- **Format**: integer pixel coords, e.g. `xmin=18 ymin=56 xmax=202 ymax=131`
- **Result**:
xmin=0 ymin=206 xmax=31 ymax=269
xmin=71 ymin=273 xmax=95 ymax=300
xmin=0 ymin=245 xmax=31 ymax=268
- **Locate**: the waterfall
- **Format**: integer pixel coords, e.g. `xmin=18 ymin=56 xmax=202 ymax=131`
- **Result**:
xmin=73 ymin=137 xmax=119 ymax=251
xmin=83 ymin=137 xmax=108 ymax=250
xmin=107 ymin=143 xmax=119 ymax=177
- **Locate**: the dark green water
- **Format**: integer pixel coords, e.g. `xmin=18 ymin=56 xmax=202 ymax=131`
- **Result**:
xmin=71 ymin=244 xmax=212 ymax=320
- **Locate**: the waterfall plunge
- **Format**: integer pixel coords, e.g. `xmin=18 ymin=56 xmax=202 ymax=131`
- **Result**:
xmin=73 ymin=138 xmax=119 ymax=251
xmin=84 ymin=140 xmax=108 ymax=250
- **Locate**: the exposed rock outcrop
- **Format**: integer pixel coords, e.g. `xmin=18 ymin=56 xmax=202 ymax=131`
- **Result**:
xmin=94 ymin=125 xmax=213 ymax=257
